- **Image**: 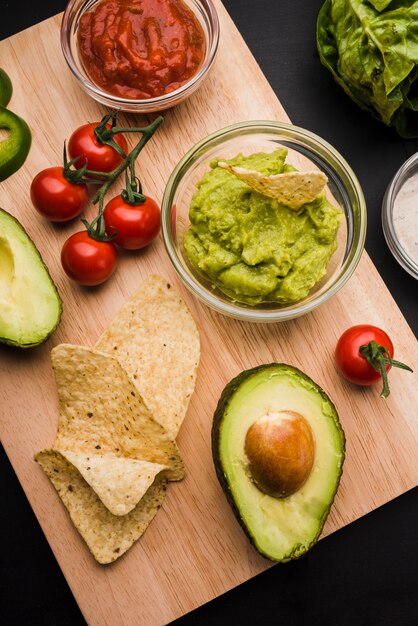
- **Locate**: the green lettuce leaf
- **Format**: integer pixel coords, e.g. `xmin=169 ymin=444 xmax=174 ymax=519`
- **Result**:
xmin=317 ymin=0 xmax=418 ymax=137
xmin=369 ymin=1 xmax=393 ymax=10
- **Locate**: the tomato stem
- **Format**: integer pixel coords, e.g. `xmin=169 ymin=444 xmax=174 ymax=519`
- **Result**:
xmin=82 ymin=114 xmax=163 ymax=241
xmin=359 ymin=340 xmax=413 ymax=399
xmin=90 ymin=116 xmax=163 ymax=205
xmin=92 ymin=111 xmax=126 ymax=159
xmin=63 ymin=141 xmax=113 ymax=184
xmin=121 ymin=168 xmax=145 ymax=205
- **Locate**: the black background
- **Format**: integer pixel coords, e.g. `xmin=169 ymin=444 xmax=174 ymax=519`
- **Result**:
xmin=1 ymin=2 xmax=417 ymax=625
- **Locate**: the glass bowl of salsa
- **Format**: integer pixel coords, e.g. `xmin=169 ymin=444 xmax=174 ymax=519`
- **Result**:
xmin=161 ymin=121 xmax=367 ymax=322
xmin=61 ymin=0 xmax=220 ymax=112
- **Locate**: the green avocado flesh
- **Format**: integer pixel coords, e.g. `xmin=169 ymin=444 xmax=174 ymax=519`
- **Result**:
xmin=184 ymin=150 xmax=341 ymax=305
xmin=0 ymin=106 xmax=31 ymax=182
xmin=0 ymin=69 xmax=13 ymax=108
xmin=212 ymin=364 xmax=345 ymax=561
xmin=0 ymin=208 xmax=62 ymax=347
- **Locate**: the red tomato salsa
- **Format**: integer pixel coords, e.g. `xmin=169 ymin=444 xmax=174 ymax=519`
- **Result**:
xmin=78 ymin=0 xmax=206 ymax=99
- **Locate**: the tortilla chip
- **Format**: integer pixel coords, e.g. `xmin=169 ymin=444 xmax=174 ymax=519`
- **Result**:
xmin=36 ymin=450 xmax=167 ymax=564
xmin=36 ymin=276 xmax=200 ymax=564
xmin=218 ymin=162 xmax=328 ymax=209
xmin=95 ymin=275 xmax=200 ymax=439
xmin=57 ymin=450 xmax=167 ymax=516
xmin=52 ymin=344 xmax=184 ymax=482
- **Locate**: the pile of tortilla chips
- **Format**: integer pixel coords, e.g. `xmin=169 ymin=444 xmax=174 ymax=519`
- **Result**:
xmin=36 ymin=275 xmax=200 ymax=564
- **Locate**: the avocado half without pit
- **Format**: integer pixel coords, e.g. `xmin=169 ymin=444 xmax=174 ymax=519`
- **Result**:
xmin=212 ymin=363 xmax=345 ymax=562
xmin=0 ymin=208 xmax=62 ymax=347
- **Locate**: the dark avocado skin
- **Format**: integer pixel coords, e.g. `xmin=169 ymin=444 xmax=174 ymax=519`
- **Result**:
xmin=0 ymin=208 xmax=62 ymax=348
xmin=211 ymin=363 xmax=346 ymax=562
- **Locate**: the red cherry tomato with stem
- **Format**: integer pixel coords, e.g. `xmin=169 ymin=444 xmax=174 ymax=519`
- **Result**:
xmin=61 ymin=230 xmax=118 ymax=286
xmin=30 ymin=167 xmax=88 ymax=222
xmin=335 ymin=324 xmax=412 ymax=398
xmin=103 ymin=194 xmax=160 ymax=250
xmin=68 ymin=123 xmax=128 ymax=173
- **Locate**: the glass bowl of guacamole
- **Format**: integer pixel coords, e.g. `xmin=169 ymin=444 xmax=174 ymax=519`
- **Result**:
xmin=161 ymin=121 xmax=366 ymax=322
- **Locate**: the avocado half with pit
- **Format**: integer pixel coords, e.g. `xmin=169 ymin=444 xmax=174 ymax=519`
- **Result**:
xmin=0 ymin=208 xmax=62 ymax=347
xmin=212 ymin=363 xmax=345 ymax=562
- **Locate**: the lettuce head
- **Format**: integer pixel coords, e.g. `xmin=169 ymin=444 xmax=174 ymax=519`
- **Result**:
xmin=317 ymin=0 xmax=418 ymax=137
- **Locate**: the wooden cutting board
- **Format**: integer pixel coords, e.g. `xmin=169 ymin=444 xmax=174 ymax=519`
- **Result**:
xmin=1 ymin=3 xmax=417 ymax=624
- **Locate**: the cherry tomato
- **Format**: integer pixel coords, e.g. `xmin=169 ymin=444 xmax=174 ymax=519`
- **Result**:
xmin=68 ymin=123 xmax=128 ymax=173
xmin=336 ymin=325 xmax=413 ymax=399
xmin=103 ymin=194 xmax=160 ymax=250
xmin=335 ymin=325 xmax=394 ymax=386
xmin=30 ymin=167 xmax=88 ymax=222
xmin=61 ymin=231 xmax=117 ymax=286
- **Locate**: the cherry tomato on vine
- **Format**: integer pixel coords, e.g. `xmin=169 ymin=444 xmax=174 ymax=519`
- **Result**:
xmin=335 ymin=324 xmax=412 ymax=398
xmin=103 ymin=194 xmax=161 ymax=250
xmin=335 ymin=325 xmax=393 ymax=386
xmin=30 ymin=167 xmax=88 ymax=222
xmin=61 ymin=231 xmax=118 ymax=286
xmin=68 ymin=123 xmax=128 ymax=173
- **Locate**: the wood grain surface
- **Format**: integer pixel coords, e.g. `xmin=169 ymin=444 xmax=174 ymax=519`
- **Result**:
xmin=1 ymin=3 xmax=417 ymax=625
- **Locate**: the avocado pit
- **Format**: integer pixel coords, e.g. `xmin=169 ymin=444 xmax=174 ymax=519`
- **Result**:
xmin=244 ymin=410 xmax=315 ymax=498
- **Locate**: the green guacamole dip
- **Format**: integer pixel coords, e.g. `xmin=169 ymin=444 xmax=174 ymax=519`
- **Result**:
xmin=184 ymin=149 xmax=341 ymax=305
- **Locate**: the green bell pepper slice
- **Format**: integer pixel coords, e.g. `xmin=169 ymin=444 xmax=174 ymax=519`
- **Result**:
xmin=0 ymin=69 xmax=13 ymax=108
xmin=0 ymin=106 xmax=31 ymax=182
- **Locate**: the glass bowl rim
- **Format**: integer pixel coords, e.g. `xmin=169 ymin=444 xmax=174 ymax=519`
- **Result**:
xmin=60 ymin=0 xmax=220 ymax=109
xmin=382 ymin=152 xmax=418 ymax=280
xmin=161 ymin=120 xmax=367 ymax=322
